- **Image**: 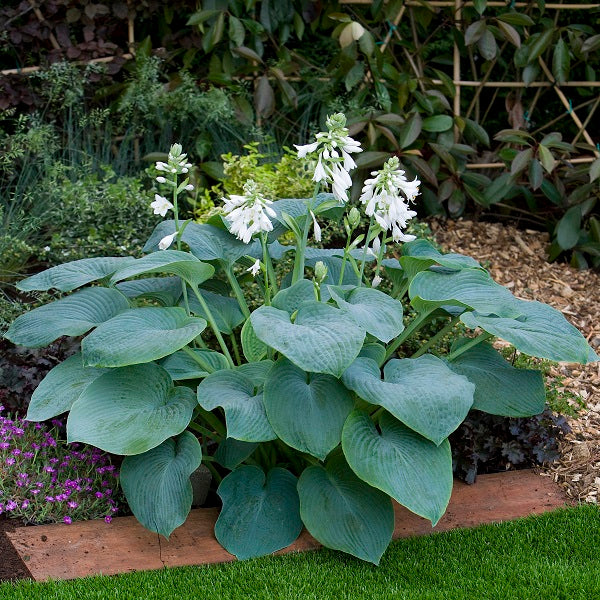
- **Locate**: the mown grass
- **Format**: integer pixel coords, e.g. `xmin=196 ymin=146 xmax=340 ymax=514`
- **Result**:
xmin=1 ymin=505 xmax=599 ymax=600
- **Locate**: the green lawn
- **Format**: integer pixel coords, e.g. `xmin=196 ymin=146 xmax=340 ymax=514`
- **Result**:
xmin=2 ymin=505 xmax=599 ymax=600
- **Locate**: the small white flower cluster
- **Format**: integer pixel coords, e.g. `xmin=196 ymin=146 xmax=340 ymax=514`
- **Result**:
xmin=222 ymin=180 xmax=276 ymax=244
xmin=155 ymin=143 xmax=192 ymax=176
xmin=359 ymin=157 xmax=420 ymax=243
xmin=295 ymin=113 xmax=362 ymax=203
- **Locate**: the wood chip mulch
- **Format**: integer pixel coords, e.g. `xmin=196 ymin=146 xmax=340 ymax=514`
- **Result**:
xmin=431 ymin=218 xmax=600 ymax=505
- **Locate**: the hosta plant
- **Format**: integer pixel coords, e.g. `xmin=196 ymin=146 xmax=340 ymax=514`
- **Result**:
xmin=5 ymin=115 xmax=598 ymax=565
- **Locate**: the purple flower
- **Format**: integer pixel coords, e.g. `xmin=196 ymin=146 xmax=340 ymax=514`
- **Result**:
xmin=6 ymin=501 xmax=17 ymax=511
xmin=0 ymin=442 xmax=9 ymax=450
xmin=22 ymin=452 xmax=34 ymax=459
xmin=43 ymin=466 xmax=55 ymax=473
xmin=68 ymin=501 xmax=78 ymax=509
xmin=30 ymin=489 xmax=40 ymax=495
xmin=18 ymin=473 xmax=28 ymax=479
xmin=63 ymin=516 xmax=72 ymax=524
xmin=45 ymin=496 xmax=55 ymax=502
xmin=21 ymin=500 xmax=29 ymax=509
xmin=12 ymin=448 xmax=21 ymax=455
xmin=104 ymin=516 xmax=112 ymax=524
xmin=95 ymin=492 xmax=104 ymax=499
xmin=5 ymin=457 xmax=15 ymax=465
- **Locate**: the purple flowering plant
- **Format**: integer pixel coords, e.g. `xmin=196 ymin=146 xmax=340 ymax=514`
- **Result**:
xmin=0 ymin=407 xmax=120 ymax=524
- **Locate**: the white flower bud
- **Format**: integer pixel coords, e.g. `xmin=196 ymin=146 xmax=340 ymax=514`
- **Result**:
xmin=156 ymin=176 xmax=167 ymax=183
xmin=372 ymin=275 xmax=382 ymax=288
xmin=158 ymin=233 xmax=176 ymax=250
xmin=314 ymin=261 xmax=328 ymax=284
xmin=185 ymin=184 xmax=194 ymax=191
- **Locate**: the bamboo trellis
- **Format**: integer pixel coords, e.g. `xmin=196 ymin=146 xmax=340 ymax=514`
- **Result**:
xmin=2 ymin=1 xmax=599 ymax=166
xmin=342 ymin=0 xmax=600 ymax=165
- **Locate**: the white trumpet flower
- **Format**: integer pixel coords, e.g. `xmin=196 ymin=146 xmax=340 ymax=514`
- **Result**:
xmin=359 ymin=157 xmax=420 ymax=243
xmin=222 ymin=180 xmax=276 ymax=244
xmin=246 ymin=260 xmax=261 ymax=277
xmin=150 ymin=194 xmax=174 ymax=217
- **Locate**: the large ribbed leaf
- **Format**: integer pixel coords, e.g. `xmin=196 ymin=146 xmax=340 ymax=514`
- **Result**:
xmin=263 ymin=358 xmax=353 ymax=460
xmin=215 ymin=466 xmax=302 ymax=559
xmin=240 ymin=318 xmax=268 ymax=362
xmin=400 ymin=239 xmax=482 ymax=281
xmin=341 ymin=356 xmax=474 ymax=445
xmin=214 ymin=438 xmax=258 ymax=470
xmin=17 ymin=257 xmax=136 ymax=292
xmin=328 ymin=285 xmax=404 ymax=343
xmin=271 ymin=279 xmax=315 ymax=313
xmin=409 ymin=268 xmax=521 ymax=317
xmin=27 ymin=354 xmax=107 ymax=421
xmin=448 ymin=342 xmax=546 ymax=416
xmin=67 ymin=363 xmax=196 ymax=455
xmin=342 ymin=410 xmax=453 ymax=525
xmin=298 ymin=453 xmax=394 ymax=564
xmin=186 ymin=290 xmax=244 ymax=334
xmin=461 ymin=299 xmax=598 ymax=364
xmin=160 ymin=349 xmax=229 ymax=380
xmin=116 ymin=276 xmax=183 ymax=304
xmin=4 ymin=288 xmax=129 ymax=347
xmin=236 ymin=360 xmax=274 ymax=387
xmin=143 ymin=221 xmax=260 ymax=263
xmin=109 ymin=250 xmax=214 ymax=288
xmin=197 ymin=370 xmax=276 ymax=442
xmin=81 ymin=307 xmax=207 ymax=367
xmin=120 ymin=432 xmax=202 ymax=538
xmin=250 ymin=303 xmax=365 ymax=377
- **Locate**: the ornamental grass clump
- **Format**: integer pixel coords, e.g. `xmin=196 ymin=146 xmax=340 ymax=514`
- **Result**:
xmin=4 ymin=113 xmax=598 ymax=565
xmin=0 ymin=407 xmax=120 ymax=525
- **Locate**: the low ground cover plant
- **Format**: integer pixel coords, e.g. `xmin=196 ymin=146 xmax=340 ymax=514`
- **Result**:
xmin=0 ymin=407 xmax=120 ymax=524
xmin=4 ymin=114 xmax=598 ymax=564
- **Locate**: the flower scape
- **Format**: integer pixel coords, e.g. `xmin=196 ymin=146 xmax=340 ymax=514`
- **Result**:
xmin=3 ymin=113 xmax=598 ymax=565
xmin=0 ymin=407 xmax=120 ymax=525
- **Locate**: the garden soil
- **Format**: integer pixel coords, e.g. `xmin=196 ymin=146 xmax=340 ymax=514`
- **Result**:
xmin=0 ymin=218 xmax=598 ymax=581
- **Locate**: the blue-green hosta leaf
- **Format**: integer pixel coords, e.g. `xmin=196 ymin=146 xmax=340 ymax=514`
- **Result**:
xmin=409 ymin=268 xmax=521 ymax=316
xmin=400 ymin=239 xmax=482 ymax=281
xmin=4 ymin=288 xmax=129 ymax=348
xmin=27 ymin=354 xmax=107 ymax=421
xmin=342 ymin=356 xmax=474 ymax=445
xmin=342 ymin=410 xmax=453 ymax=525
xmin=461 ymin=300 xmax=597 ymax=364
xmin=197 ymin=370 xmax=276 ymax=442
xmin=82 ymin=307 xmax=207 ymax=367
xmin=143 ymin=221 xmax=260 ymax=263
xmin=269 ymin=194 xmax=339 ymax=238
xmin=263 ymin=358 xmax=353 ymax=460
xmin=67 ymin=363 xmax=196 ymax=455
xmin=120 ymin=432 xmax=202 ymax=538
xmin=298 ymin=452 xmax=394 ymax=564
xmin=215 ymin=466 xmax=302 ymax=559
xmin=236 ymin=360 xmax=274 ymax=387
xmin=448 ymin=342 xmax=545 ymax=417
xmin=186 ymin=289 xmax=244 ymax=334
xmin=240 ymin=318 xmax=268 ymax=362
xmin=214 ymin=438 xmax=258 ymax=470
xmin=160 ymin=349 xmax=229 ymax=380
xmin=328 ymin=285 xmax=404 ymax=343
xmin=251 ymin=303 xmax=365 ymax=377
xmin=109 ymin=250 xmax=214 ymax=288
xmin=358 ymin=343 xmax=387 ymax=366
xmin=116 ymin=276 xmax=183 ymax=304
xmin=17 ymin=257 xmax=136 ymax=292
xmin=381 ymin=258 xmax=407 ymax=289
xmin=271 ymin=279 xmax=316 ymax=313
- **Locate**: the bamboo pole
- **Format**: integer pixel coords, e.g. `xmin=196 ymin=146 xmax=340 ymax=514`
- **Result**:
xmin=465 ymin=156 xmax=598 ymax=169
xmin=572 ymin=96 xmax=600 ymax=145
xmin=453 ymin=0 xmax=461 ymax=142
xmin=341 ymin=0 xmax=600 ymax=8
xmin=27 ymin=0 xmax=60 ymax=51
xmin=536 ymin=57 xmax=600 ymax=157
xmin=431 ymin=79 xmax=600 ymax=87
xmin=1 ymin=54 xmax=134 ymax=76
